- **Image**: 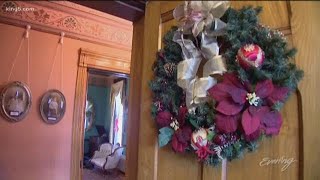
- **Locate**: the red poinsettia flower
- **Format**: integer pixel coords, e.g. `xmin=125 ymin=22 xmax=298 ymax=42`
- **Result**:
xmin=208 ymin=73 xmax=288 ymax=140
xmin=156 ymin=106 xmax=192 ymax=152
xmin=156 ymin=106 xmax=188 ymax=128
xmin=172 ymin=126 xmax=192 ymax=152
xmin=156 ymin=111 xmax=173 ymax=128
xmin=177 ymin=106 xmax=188 ymax=125
xmin=171 ymin=106 xmax=193 ymax=152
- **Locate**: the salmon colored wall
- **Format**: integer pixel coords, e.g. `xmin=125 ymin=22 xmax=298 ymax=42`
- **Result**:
xmin=0 ymin=23 xmax=131 ymax=180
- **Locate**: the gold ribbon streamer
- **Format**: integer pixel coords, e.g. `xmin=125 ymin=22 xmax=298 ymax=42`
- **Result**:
xmin=173 ymin=1 xmax=229 ymax=110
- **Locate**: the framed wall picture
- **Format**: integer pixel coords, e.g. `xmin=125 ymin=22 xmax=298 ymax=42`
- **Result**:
xmin=40 ymin=89 xmax=66 ymax=124
xmin=0 ymin=81 xmax=32 ymax=122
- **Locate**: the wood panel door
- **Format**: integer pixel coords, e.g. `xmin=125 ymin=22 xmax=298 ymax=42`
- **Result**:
xmin=133 ymin=1 xmax=320 ymax=180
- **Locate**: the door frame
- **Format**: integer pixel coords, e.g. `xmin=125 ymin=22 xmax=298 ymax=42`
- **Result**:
xmin=70 ymin=48 xmax=132 ymax=180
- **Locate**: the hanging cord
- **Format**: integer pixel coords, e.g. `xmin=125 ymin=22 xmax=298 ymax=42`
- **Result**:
xmin=47 ymin=44 xmax=60 ymax=90
xmin=8 ymin=25 xmax=31 ymax=84
xmin=47 ymin=32 xmax=65 ymax=91
xmin=26 ymin=25 xmax=30 ymax=85
xmin=59 ymin=32 xmax=64 ymax=91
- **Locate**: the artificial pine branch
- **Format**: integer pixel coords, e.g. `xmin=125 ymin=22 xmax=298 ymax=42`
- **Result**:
xmin=222 ymin=6 xmax=303 ymax=90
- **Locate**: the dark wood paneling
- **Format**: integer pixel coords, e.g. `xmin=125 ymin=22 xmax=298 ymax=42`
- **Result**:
xmin=72 ymin=1 xmax=146 ymax=22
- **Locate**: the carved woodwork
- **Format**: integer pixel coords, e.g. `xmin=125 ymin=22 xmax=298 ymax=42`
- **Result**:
xmin=0 ymin=1 xmax=133 ymax=51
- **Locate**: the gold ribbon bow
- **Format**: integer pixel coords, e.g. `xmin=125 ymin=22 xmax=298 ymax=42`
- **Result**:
xmin=173 ymin=1 xmax=230 ymax=37
xmin=173 ymin=1 xmax=229 ymax=111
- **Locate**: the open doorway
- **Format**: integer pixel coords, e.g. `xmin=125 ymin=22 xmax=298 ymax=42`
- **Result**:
xmin=82 ymin=69 xmax=129 ymax=180
xmin=70 ymin=1 xmax=144 ymax=177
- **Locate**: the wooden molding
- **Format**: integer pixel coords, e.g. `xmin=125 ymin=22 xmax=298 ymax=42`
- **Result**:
xmin=71 ymin=65 xmax=87 ymax=180
xmin=79 ymin=49 xmax=130 ymax=74
xmin=136 ymin=2 xmax=161 ymax=180
xmin=161 ymin=9 xmax=174 ymax=23
xmin=0 ymin=1 xmax=133 ymax=51
xmin=125 ymin=17 xmax=144 ymax=180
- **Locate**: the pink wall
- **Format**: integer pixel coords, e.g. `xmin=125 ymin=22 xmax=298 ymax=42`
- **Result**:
xmin=0 ymin=23 xmax=131 ymax=180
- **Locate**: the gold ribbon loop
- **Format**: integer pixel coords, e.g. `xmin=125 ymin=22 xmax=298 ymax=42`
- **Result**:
xmin=177 ymin=58 xmax=201 ymax=89
xmin=208 ymin=1 xmax=230 ymax=19
xmin=204 ymin=18 xmax=227 ymax=38
xmin=173 ymin=1 xmax=229 ymax=110
xmin=203 ymin=55 xmax=227 ymax=77
xmin=186 ymin=77 xmax=217 ymax=111
xmin=173 ymin=4 xmax=186 ymax=22
xmin=201 ymin=32 xmax=219 ymax=59
xmin=173 ymin=31 xmax=202 ymax=60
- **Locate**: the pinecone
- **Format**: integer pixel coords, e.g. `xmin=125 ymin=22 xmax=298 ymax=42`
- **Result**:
xmin=154 ymin=101 xmax=163 ymax=111
xmin=163 ymin=63 xmax=176 ymax=77
xmin=258 ymin=24 xmax=286 ymax=41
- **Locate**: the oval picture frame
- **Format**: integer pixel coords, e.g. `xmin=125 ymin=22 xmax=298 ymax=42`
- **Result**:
xmin=40 ymin=89 xmax=66 ymax=124
xmin=0 ymin=81 xmax=32 ymax=122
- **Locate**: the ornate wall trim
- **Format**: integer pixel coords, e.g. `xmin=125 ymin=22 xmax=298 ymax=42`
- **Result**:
xmin=0 ymin=1 xmax=133 ymax=51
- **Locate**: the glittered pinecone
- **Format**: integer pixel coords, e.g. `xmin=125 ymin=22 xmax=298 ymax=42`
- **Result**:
xmin=258 ymin=24 xmax=286 ymax=41
xmin=163 ymin=63 xmax=176 ymax=77
xmin=154 ymin=101 xmax=163 ymax=111
xmin=213 ymin=134 xmax=227 ymax=146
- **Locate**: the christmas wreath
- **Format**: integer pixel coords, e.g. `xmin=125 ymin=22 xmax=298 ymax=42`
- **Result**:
xmin=149 ymin=1 xmax=303 ymax=166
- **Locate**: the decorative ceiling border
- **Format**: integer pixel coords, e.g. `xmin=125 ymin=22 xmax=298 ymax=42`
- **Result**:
xmin=0 ymin=1 xmax=133 ymax=51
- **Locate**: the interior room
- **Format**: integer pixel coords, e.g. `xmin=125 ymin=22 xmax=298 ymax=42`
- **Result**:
xmin=83 ymin=70 xmax=129 ymax=180
xmin=0 ymin=1 xmax=319 ymax=180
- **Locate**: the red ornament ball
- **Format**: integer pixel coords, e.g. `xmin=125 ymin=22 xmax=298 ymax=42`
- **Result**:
xmin=236 ymin=44 xmax=265 ymax=70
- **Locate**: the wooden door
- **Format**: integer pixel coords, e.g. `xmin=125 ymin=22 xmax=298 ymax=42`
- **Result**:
xmin=132 ymin=1 xmax=320 ymax=180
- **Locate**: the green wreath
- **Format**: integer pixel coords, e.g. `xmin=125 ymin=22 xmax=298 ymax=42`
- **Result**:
xmin=150 ymin=2 xmax=303 ymax=166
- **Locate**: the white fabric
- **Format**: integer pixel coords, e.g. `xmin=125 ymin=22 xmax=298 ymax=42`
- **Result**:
xmin=90 ymin=143 xmax=113 ymax=169
xmin=99 ymin=143 xmax=112 ymax=154
xmin=90 ymin=158 xmax=107 ymax=168
xmin=109 ymin=81 xmax=124 ymax=143
xmin=112 ymin=143 xmax=120 ymax=153
xmin=117 ymin=155 xmax=126 ymax=173
xmin=104 ymin=147 xmax=124 ymax=170
xmin=91 ymin=151 xmax=106 ymax=159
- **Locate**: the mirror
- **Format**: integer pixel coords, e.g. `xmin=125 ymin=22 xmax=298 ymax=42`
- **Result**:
xmin=85 ymin=97 xmax=94 ymax=131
